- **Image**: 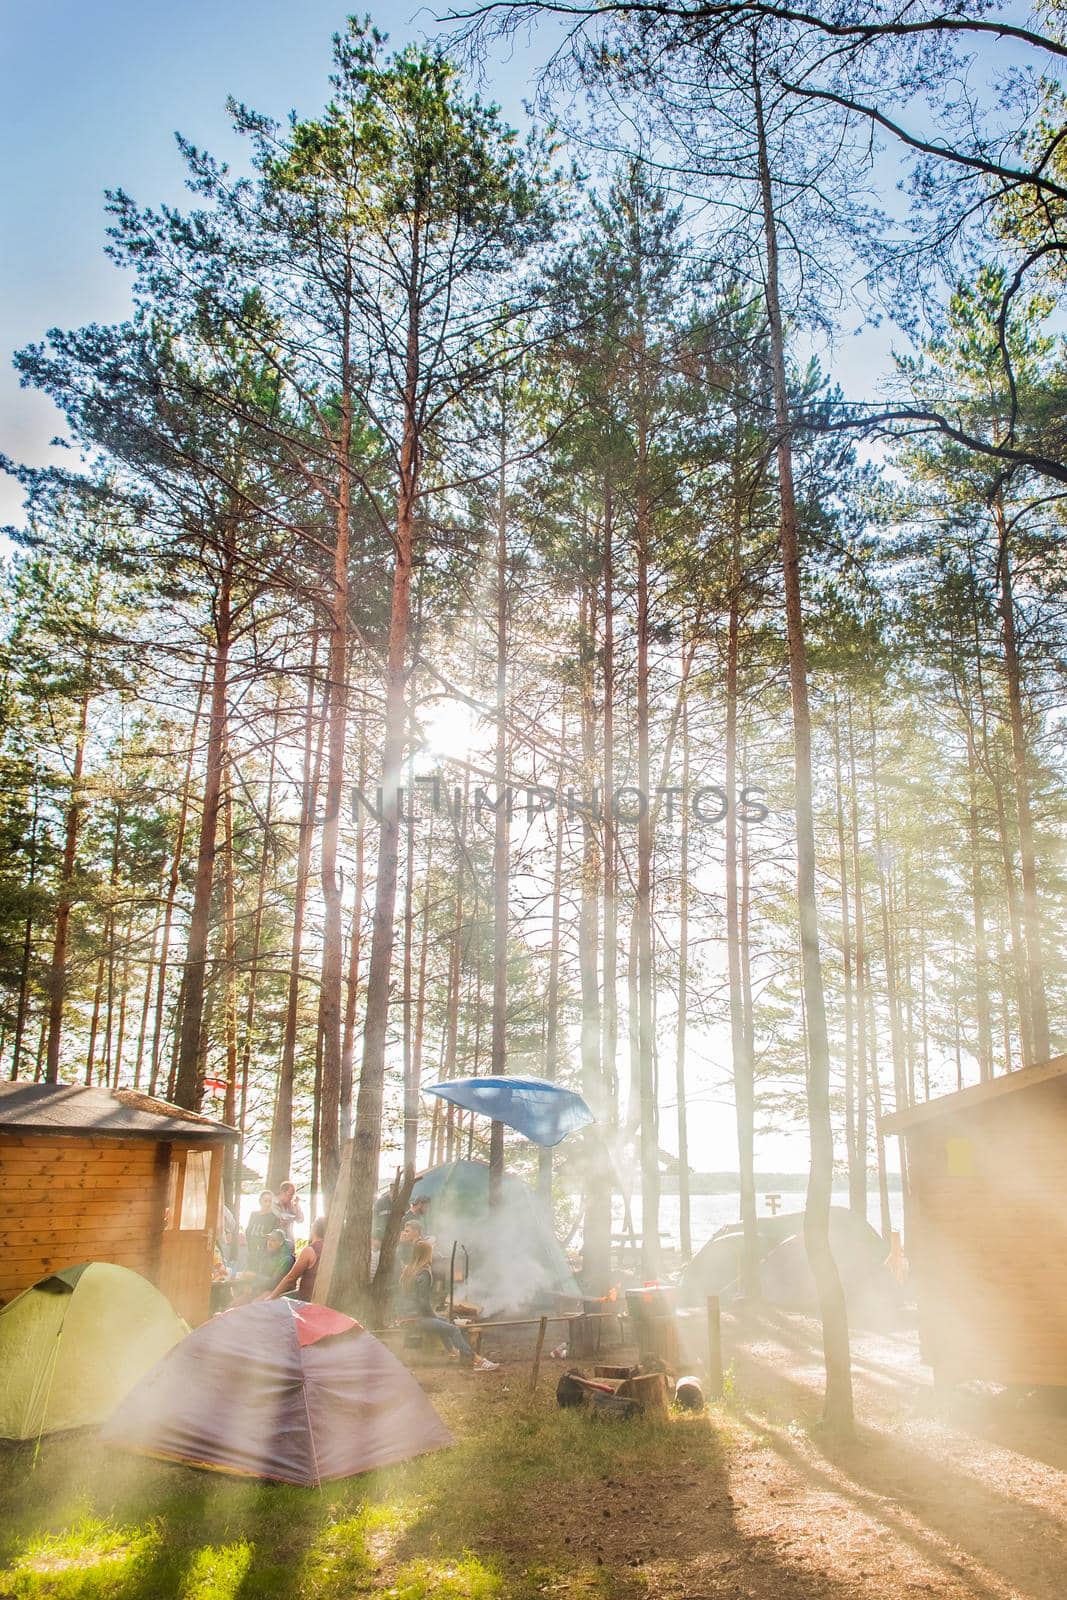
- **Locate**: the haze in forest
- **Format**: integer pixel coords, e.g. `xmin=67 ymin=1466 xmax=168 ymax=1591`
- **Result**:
xmin=4 ymin=0 xmax=1067 ymax=1449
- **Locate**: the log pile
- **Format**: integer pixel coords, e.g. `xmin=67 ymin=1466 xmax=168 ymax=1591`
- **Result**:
xmin=555 ymin=1362 xmax=670 ymax=1419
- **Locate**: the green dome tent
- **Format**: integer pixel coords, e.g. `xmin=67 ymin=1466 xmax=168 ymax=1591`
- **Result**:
xmin=0 ymin=1262 xmax=187 ymax=1440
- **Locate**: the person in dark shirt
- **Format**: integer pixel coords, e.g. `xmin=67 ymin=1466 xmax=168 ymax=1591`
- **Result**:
xmin=233 ymin=1229 xmax=295 ymax=1302
xmin=402 ymin=1194 xmax=432 ymax=1231
xmin=245 ymin=1191 xmax=280 ymax=1275
xmin=398 ymin=1242 xmax=497 ymax=1370
xmin=259 ymin=1230 xmax=295 ymax=1289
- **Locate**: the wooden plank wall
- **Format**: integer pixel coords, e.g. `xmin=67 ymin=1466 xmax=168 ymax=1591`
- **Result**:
xmin=0 ymin=1133 xmax=166 ymax=1305
xmin=910 ymin=1079 xmax=1067 ymax=1386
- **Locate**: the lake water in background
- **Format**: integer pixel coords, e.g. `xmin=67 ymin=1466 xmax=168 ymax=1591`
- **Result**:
xmin=240 ymin=1187 xmax=906 ymax=1243
xmin=617 ymin=1191 xmax=906 ymax=1249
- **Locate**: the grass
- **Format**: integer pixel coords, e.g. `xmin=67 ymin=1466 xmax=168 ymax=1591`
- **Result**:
xmin=0 ymin=1383 xmax=731 ymax=1600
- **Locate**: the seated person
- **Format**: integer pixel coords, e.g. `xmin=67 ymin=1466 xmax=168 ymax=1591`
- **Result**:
xmin=268 ymin=1216 xmax=327 ymax=1302
xmin=397 ymin=1241 xmax=497 ymax=1371
xmin=397 ymin=1217 xmax=424 ymax=1269
xmin=235 ymin=1229 xmax=295 ymax=1302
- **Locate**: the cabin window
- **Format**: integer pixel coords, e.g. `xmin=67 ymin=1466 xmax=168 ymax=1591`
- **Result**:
xmin=946 ymin=1137 xmax=975 ymax=1177
xmin=180 ymin=1150 xmax=211 ymax=1230
xmin=164 ymin=1152 xmax=184 ymax=1227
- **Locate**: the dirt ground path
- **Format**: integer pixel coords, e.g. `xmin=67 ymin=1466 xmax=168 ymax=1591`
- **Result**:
xmin=721 ymin=1311 xmax=1067 ymax=1599
xmin=489 ymin=1309 xmax=1067 ymax=1599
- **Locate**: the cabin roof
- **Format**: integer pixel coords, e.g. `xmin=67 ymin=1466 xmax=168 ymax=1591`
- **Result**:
xmin=880 ymin=1053 xmax=1067 ymax=1136
xmin=0 ymin=1081 xmax=239 ymax=1143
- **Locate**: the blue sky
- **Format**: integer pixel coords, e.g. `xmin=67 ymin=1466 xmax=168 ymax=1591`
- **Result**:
xmin=0 ymin=0 xmax=546 ymax=527
xmin=1 ymin=1 xmax=1032 ymax=538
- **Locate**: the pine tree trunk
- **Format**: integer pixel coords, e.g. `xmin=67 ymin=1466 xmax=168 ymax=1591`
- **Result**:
xmin=173 ymin=553 xmax=233 ymax=1111
xmin=489 ymin=427 xmax=509 ymax=1200
xmin=102 ymin=821 xmax=122 ymax=1088
xmin=112 ymin=902 xmax=135 ymax=1088
xmin=626 ymin=909 xmax=639 ymax=1136
xmin=579 ymin=579 xmax=610 ymax=1293
xmin=995 ymin=499 xmax=1049 ymax=1061
xmin=918 ymin=857 xmax=931 ymax=1099
xmin=868 ymin=707 xmax=913 ymax=1169
xmin=101 ymin=771 xmax=126 ymax=1088
xmin=238 ymin=668 xmax=282 ymax=1182
xmin=726 ymin=525 xmax=759 ymax=1296
xmin=11 ymin=770 xmax=40 ymax=1081
xmin=755 ymin=70 xmax=852 ymax=1434
xmin=675 ymin=658 xmax=692 ymax=1262
xmin=84 ymin=950 xmax=106 ymax=1087
xmin=132 ymin=920 xmax=159 ymax=1090
xmin=310 ymin=1010 xmax=325 ymax=1209
xmin=221 ymin=741 xmax=240 ymax=1205
xmin=965 ymin=723 xmax=995 ymax=1080
xmin=340 ymin=249 xmax=421 ymax=1298
xmin=44 ymin=686 xmax=91 ymax=1082
xmin=402 ymin=691 xmax=419 ymax=1173
xmin=900 ymin=852 xmax=917 ymax=1104
xmin=847 ymin=697 xmax=868 ymax=1217
xmin=318 ymin=367 xmax=355 ymax=1200
xmin=410 ymin=814 xmax=434 ymax=1168
xmin=601 ymin=481 xmax=619 ymax=1142
xmin=268 ymin=637 xmax=325 ymax=1189
xmin=442 ymin=771 xmax=469 ymax=1110
xmin=866 ymin=980 xmax=892 ymax=1241
xmin=739 ymin=733 xmax=757 ymax=1211
xmin=540 ymin=706 xmax=567 ymax=1204
xmin=985 ymin=741 xmax=1031 ymax=1066
xmin=832 ymin=694 xmax=859 ymax=1211
xmin=635 ymin=386 xmax=659 ymax=1281
xmin=341 ymin=714 xmax=369 ymax=1137
xmin=149 ymin=660 xmax=208 ymax=1096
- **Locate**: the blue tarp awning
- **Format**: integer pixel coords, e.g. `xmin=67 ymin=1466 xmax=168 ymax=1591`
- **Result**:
xmin=422 ymin=1076 xmax=594 ymax=1147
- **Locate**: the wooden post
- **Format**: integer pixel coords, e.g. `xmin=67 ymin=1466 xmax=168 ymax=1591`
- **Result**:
xmin=449 ymin=1240 xmax=458 ymax=1321
xmin=530 ymin=1315 xmax=549 ymax=1393
xmin=706 ymin=1295 xmax=723 ymax=1398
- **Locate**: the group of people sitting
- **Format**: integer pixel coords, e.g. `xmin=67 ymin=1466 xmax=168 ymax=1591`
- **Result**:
xmin=213 ymin=1182 xmax=325 ymax=1307
xmin=214 ymin=1182 xmax=498 ymax=1371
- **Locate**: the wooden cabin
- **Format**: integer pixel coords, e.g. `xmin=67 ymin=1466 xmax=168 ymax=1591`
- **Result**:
xmin=0 ymin=1081 xmax=237 ymax=1326
xmin=882 ymin=1054 xmax=1067 ymax=1389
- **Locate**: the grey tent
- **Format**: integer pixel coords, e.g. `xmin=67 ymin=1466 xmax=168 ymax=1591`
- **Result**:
xmin=680 ymin=1207 xmax=890 ymax=1308
xmin=101 ymin=1299 xmax=451 ymax=1485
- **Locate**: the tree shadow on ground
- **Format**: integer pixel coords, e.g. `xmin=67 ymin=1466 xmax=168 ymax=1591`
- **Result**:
xmin=731 ymin=1329 xmax=1067 ymax=1600
xmin=384 ymin=1376 xmax=935 ymax=1600
xmin=924 ymin=1385 xmax=1067 ymax=1478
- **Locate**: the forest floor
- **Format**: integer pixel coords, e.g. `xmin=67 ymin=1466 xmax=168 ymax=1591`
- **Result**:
xmin=2 ymin=1309 xmax=1066 ymax=1599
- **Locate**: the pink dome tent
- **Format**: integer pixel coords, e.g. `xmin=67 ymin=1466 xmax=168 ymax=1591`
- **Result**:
xmin=101 ymin=1299 xmax=452 ymax=1486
